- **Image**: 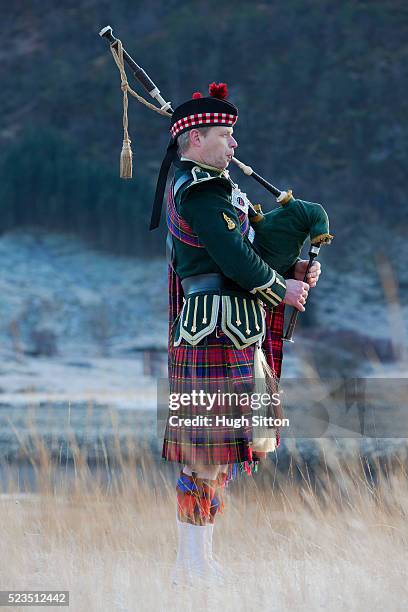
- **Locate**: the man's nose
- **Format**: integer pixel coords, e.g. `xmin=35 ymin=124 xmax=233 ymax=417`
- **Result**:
xmin=230 ymin=137 xmax=238 ymax=149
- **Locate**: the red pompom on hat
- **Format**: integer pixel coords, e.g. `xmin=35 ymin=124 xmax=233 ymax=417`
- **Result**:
xmin=192 ymin=91 xmax=203 ymax=99
xmin=208 ymin=82 xmax=228 ymax=99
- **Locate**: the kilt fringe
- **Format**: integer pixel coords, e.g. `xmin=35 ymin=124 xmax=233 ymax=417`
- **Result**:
xmin=226 ymin=460 xmax=259 ymax=483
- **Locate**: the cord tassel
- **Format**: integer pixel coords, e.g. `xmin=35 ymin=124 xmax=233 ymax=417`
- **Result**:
xmin=184 ymin=299 xmax=191 ymax=327
xmin=243 ymin=298 xmax=250 ymax=335
xmin=202 ymin=295 xmax=208 ymax=324
xmin=235 ymin=297 xmax=241 ymax=326
xmin=110 ymin=40 xmax=133 ymax=179
xmin=191 ymin=296 xmax=198 ymax=332
xmin=120 ymin=137 xmax=133 ymax=179
xmin=251 ymin=299 xmax=260 ymax=331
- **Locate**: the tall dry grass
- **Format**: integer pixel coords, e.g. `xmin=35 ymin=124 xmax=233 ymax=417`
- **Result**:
xmin=0 ymin=430 xmax=408 ymax=611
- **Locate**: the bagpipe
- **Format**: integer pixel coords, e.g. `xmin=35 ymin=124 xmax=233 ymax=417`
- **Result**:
xmin=99 ymin=26 xmax=333 ymax=341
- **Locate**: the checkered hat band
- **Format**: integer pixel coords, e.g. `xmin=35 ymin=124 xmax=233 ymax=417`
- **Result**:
xmin=170 ymin=112 xmax=237 ymax=138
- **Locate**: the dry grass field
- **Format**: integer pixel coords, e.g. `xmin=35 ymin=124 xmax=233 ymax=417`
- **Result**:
xmin=0 ymin=436 xmax=407 ymax=612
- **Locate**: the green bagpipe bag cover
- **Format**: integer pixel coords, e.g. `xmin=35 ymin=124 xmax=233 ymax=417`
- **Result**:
xmin=252 ymin=197 xmax=333 ymax=275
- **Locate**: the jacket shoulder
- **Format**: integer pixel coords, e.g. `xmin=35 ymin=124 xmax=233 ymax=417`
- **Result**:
xmin=174 ymin=166 xmax=232 ymax=203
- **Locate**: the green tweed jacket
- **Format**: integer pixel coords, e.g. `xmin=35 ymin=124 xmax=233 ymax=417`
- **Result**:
xmin=168 ymin=159 xmax=287 ymax=349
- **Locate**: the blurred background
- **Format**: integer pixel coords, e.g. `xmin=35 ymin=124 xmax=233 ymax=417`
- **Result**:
xmin=0 ymin=0 xmax=407 ymax=474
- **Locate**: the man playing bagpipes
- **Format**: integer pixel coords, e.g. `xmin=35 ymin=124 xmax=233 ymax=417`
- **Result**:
xmin=151 ymin=84 xmax=325 ymax=585
xmin=99 ymin=29 xmax=330 ymax=585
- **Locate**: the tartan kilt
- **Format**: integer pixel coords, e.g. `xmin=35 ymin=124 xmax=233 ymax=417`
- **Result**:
xmin=162 ymin=267 xmax=286 ymax=466
xmin=162 ymin=303 xmax=285 ymax=466
xmin=162 ymin=326 xmax=256 ymax=466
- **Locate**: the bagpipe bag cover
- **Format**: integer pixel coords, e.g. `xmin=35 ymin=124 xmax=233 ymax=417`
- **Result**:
xmin=253 ymin=198 xmax=332 ymax=275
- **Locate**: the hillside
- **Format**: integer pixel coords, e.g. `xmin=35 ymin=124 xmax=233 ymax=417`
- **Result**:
xmin=1 ymin=1 xmax=407 ymax=256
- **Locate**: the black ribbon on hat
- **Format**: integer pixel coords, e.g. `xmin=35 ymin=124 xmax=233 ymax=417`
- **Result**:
xmin=150 ymin=139 xmax=178 ymax=230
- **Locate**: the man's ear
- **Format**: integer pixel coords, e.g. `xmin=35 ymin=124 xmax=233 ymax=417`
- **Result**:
xmin=189 ymin=129 xmax=202 ymax=147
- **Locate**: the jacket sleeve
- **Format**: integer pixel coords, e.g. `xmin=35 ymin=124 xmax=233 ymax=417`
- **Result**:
xmin=283 ymin=258 xmax=302 ymax=279
xmin=179 ymin=179 xmax=286 ymax=307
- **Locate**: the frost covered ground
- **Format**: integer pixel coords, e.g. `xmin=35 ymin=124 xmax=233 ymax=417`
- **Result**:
xmin=0 ymin=230 xmax=168 ymax=356
xmin=0 ymin=230 xmax=169 ymax=406
xmin=0 ymin=229 xmax=406 ymax=406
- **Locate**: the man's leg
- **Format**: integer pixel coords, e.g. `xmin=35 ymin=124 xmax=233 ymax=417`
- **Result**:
xmin=178 ymin=463 xmax=228 ymax=524
xmin=173 ymin=463 xmax=228 ymax=583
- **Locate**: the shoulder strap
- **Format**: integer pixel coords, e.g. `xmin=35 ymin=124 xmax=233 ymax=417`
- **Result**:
xmin=174 ymin=166 xmax=232 ymax=206
xmin=166 ymin=231 xmax=175 ymax=269
xmin=173 ymin=173 xmax=193 ymax=199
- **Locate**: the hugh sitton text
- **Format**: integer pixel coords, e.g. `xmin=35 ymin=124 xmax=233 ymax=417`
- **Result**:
xmin=168 ymin=415 xmax=289 ymax=428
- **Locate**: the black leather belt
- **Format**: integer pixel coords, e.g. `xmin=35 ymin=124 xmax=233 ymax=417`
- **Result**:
xmin=181 ymin=273 xmax=247 ymax=296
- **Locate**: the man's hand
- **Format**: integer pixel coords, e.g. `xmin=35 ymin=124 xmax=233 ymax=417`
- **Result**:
xmin=283 ymin=279 xmax=309 ymax=312
xmin=294 ymin=260 xmax=321 ymax=288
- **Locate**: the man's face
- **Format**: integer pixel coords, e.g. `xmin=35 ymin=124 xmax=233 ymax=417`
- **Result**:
xmin=188 ymin=126 xmax=238 ymax=170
